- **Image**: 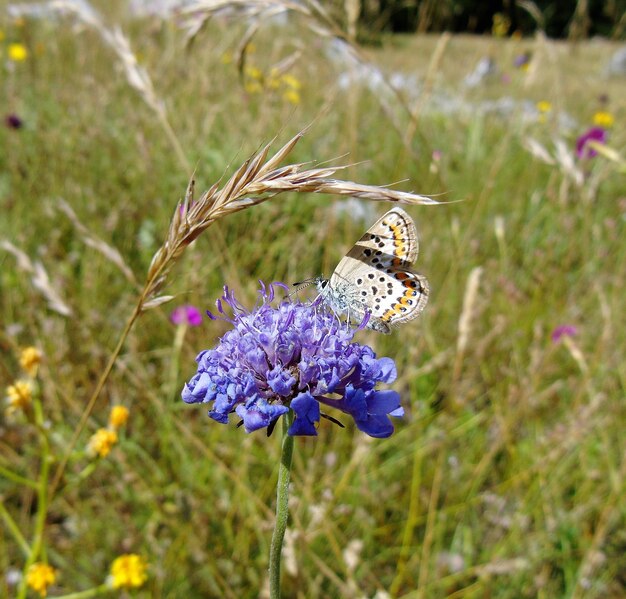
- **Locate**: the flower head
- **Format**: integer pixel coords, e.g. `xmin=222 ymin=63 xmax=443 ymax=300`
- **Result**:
xmin=283 ymin=89 xmax=301 ymax=105
xmin=87 ymin=428 xmax=118 ymax=458
xmin=281 ymin=74 xmax=302 ymax=90
xmin=182 ymin=283 xmax=403 ymax=438
xmin=245 ymin=65 xmax=263 ymax=81
xmin=4 ymin=113 xmax=23 ymax=129
xmin=576 ymin=127 xmax=607 ymax=159
xmin=592 ymin=111 xmax=614 ymax=128
xmin=8 ymin=43 xmax=28 ymax=62
xmin=551 ymin=324 xmax=578 ymax=343
xmin=170 ymin=304 xmax=203 ymax=327
xmin=19 ymin=346 xmax=42 ymax=376
xmin=109 ymin=554 xmax=148 ymax=589
xmin=514 ymin=52 xmax=531 ymax=69
xmin=535 ymin=100 xmax=552 ymax=123
xmin=6 ymin=379 xmax=33 ymax=413
xmin=26 ymin=563 xmax=56 ymax=597
xmin=108 ymin=405 xmax=130 ymax=429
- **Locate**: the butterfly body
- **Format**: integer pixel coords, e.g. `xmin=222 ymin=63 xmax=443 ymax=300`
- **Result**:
xmin=316 ymin=207 xmax=429 ymax=334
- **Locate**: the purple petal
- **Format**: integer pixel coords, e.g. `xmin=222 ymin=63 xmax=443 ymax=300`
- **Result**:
xmin=354 ymin=414 xmax=395 ymax=438
xmin=551 ymin=324 xmax=578 ymax=343
xmin=171 ymin=304 xmax=203 ymax=326
xmin=366 ymin=390 xmax=402 ymax=416
xmin=185 ymin=306 xmax=203 ymax=326
xmin=267 ymin=366 xmax=296 ymax=397
xmin=236 ymin=400 xmax=289 ymax=433
xmin=4 ymin=114 xmax=23 ymax=129
xmin=576 ymin=127 xmax=607 ymax=160
xmin=289 ymin=392 xmax=320 ymax=436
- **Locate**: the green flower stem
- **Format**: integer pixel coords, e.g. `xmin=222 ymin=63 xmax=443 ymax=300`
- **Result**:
xmin=17 ymin=398 xmax=51 ymax=599
xmin=0 ymin=500 xmax=30 ymax=557
xmin=269 ymin=412 xmax=295 ymax=599
xmin=0 ymin=464 xmax=38 ymax=490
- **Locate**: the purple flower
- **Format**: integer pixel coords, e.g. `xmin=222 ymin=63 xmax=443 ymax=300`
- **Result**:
xmin=513 ymin=53 xmax=531 ymax=68
xmin=551 ymin=324 xmax=577 ymax=343
xmin=4 ymin=114 xmax=23 ymax=129
xmin=171 ymin=304 xmax=203 ymax=326
xmin=182 ymin=283 xmax=403 ymax=438
xmin=576 ymin=127 xmax=607 ymax=160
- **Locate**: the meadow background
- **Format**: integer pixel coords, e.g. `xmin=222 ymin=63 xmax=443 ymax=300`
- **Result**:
xmin=1 ymin=1 xmax=625 ymax=597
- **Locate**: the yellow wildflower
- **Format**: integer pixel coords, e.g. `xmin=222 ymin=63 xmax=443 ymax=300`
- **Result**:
xmin=19 ymin=346 xmax=42 ymax=377
xmin=8 ymin=43 xmax=28 ymax=62
xmin=87 ymin=428 xmax=118 ymax=458
xmin=593 ymin=111 xmax=614 ymax=128
xmin=267 ymin=68 xmax=281 ymax=89
xmin=6 ymin=379 xmax=33 ymax=413
xmin=283 ymin=89 xmax=301 ymax=105
xmin=244 ymin=81 xmax=263 ymax=95
xmin=109 ymin=554 xmax=148 ymax=589
xmin=281 ymin=74 xmax=302 ymax=90
xmin=220 ymin=51 xmax=232 ymax=64
xmin=109 ymin=405 xmax=130 ymax=429
xmin=245 ymin=65 xmax=263 ymax=81
xmin=536 ymin=100 xmax=552 ymax=113
xmin=26 ymin=563 xmax=56 ymax=598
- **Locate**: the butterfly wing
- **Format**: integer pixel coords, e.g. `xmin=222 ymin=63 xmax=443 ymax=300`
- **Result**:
xmin=347 ymin=207 xmax=419 ymax=264
xmin=329 ymin=208 xmax=428 ymax=333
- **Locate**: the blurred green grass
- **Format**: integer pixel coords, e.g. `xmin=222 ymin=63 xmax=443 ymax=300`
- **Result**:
xmin=1 ymin=10 xmax=625 ymax=599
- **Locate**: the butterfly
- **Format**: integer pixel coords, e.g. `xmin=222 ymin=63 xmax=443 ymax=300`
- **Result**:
xmin=316 ymin=207 xmax=429 ymax=334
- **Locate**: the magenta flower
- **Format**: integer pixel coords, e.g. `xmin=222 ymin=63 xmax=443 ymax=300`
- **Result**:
xmin=576 ymin=127 xmax=607 ymax=159
xmin=551 ymin=325 xmax=577 ymax=343
xmin=171 ymin=305 xmax=203 ymax=327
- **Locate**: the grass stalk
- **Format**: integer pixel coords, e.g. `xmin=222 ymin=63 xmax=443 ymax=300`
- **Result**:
xmin=49 ymin=301 xmax=142 ymax=498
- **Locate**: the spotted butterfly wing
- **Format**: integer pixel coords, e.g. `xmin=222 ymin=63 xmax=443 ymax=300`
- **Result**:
xmin=326 ymin=207 xmax=429 ymax=333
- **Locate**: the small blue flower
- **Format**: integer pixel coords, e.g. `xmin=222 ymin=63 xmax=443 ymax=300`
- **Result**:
xmin=182 ymin=282 xmax=403 ymax=437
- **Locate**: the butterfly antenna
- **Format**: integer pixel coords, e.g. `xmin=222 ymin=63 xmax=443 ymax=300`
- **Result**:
xmin=289 ymin=278 xmax=317 ymax=298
